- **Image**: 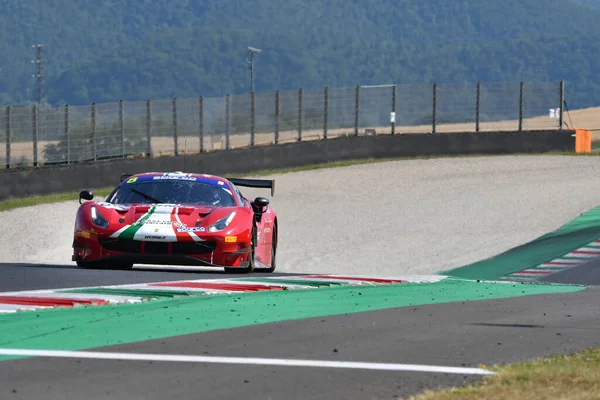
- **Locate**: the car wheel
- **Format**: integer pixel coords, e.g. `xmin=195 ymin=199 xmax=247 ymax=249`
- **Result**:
xmin=76 ymin=260 xmax=106 ymax=269
xmin=77 ymin=260 xmax=133 ymax=270
xmin=110 ymin=261 xmax=134 ymax=270
xmin=224 ymin=225 xmax=256 ymax=274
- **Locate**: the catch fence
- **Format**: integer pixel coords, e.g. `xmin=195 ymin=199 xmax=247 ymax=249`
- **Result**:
xmin=0 ymin=80 xmax=565 ymax=168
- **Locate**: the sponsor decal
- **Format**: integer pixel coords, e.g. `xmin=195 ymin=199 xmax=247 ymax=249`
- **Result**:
xmin=144 ymin=235 xmax=166 ymax=240
xmin=133 ymin=220 xmax=184 ymax=227
xmin=133 ymin=174 xmax=223 ymax=187
xmin=76 ymin=230 xmax=91 ymax=239
xmin=126 ymin=177 xmax=138 ymax=184
xmin=152 ymin=176 xmax=196 ymax=181
xmin=112 ymin=205 xmax=157 ymax=240
xmin=176 ymin=227 xmax=206 ymax=233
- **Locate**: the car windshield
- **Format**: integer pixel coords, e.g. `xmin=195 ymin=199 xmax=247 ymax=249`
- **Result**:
xmin=106 ymin=178 xmax=237 ymax=207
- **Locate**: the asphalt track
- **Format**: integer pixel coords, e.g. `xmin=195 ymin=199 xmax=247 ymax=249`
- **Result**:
xmin=540 ymin=256 xmax=600 ymax=286
xmin=1 ymin=260 xmax=600 ymax=399
xmin=0 ymin=262 xmax=301 ymax=292
xmin=2 ymin=286 xmax=600 ymax=399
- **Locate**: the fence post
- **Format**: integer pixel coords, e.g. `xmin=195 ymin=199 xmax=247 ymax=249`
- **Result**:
xmin=65 ymin=105 xmax=70 ymax=164
xmin=199 ymin=96 xmax=204 ymax=153
xmin=146 ymin=100 xmax=152 ymax=157
xmin=225 ymin=94 xmax=231 ymax=150
xmin=91 ymin=103 xmax=97 ymax=161
xmin=391 ymin=85 xmax=397 ymax=135
xmin=324 ymin=87 xmax=328 ymax=139
xmin=354 ymin=85 xmax=360 ymax=136
xmin=251 ymin=92 xmax=256 ymax=146
xmin=172 ymin=97 xmax=178 ymax=155
xmin=119 ymin=100 xmax=125 ymax=158
xmin=559 ymin=80 xmax=565 ymax=129
xmin=5 ymin=107 xmax=10 ymax=169
xmin=475 ymin=81 xmax=481 ymax=132
xmin=274 ymin=91 xmax=280 ymax=144
xmin=432 ymin=83 xmax=437 ymax=134
xmin=297 ymin=88 xmax=303 ymax=141
xmin=518 ymin=81 xmax=524 ymax=132
xmin=32 ymin=106 xmax=38 ymax=166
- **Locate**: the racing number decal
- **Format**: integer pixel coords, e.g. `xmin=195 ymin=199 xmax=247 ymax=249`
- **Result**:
xmin=127 ymin=177 xmax=138 ymax=184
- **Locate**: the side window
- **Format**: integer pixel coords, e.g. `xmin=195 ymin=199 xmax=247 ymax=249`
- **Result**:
xmin=229 ymin=183 xmax=245 ymax=205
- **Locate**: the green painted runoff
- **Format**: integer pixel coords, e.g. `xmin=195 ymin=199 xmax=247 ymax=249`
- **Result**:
xmin=442 ymin=205 xmax=600 ymax=280
xmin=0 ymin=278 xmax=583 ymax=361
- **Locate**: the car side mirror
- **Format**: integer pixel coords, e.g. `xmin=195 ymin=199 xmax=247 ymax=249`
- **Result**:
xmin=79 ymin=190 xmax=94 ymax=204
xmin=253 ymin=196 xmax=269 ymax=210
xmin=252 ymin=197 xmax=269 ymax=220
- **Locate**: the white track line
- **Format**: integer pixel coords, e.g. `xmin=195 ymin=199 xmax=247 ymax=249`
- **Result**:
xmin=0 ymin=348 xmax=494 ymax=375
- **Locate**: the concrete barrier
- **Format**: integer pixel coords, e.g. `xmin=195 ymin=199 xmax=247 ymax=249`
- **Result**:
xmin=0 ymin=129 xmax=575 ymax=201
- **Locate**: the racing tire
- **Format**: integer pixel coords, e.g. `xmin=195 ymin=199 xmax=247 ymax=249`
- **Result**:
xmin=224 ymin=225 xmax=256 ymax=274
xmin=76 ymin=260 xmax=134 ymax=270
xmin=76 ymin=260 xmax=106 ymax=270
xmin=109 ymin=261 xmax=135 ymax=270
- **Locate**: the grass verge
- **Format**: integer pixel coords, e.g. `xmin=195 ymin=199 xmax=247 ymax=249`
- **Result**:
xmin=409 ymin=346 xmax=600 ymax=400
xmin=2 ymin=152 xmax=599 ymax=212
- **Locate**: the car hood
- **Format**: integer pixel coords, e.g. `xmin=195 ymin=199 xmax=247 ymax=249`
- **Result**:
xmin=92 ymin=202 xmax=235 ymax=242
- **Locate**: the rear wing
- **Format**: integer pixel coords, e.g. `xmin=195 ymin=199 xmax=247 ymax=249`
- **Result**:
xmin=227 ymin=178 xmax=275 ymax=196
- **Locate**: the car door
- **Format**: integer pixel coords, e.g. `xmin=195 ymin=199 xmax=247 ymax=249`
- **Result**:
xmin=230 ymin=182 xmax=274 ymax=266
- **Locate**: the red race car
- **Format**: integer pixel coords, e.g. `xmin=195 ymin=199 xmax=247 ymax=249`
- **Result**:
xmin=72 ymin=171 xmax=278 ymax=273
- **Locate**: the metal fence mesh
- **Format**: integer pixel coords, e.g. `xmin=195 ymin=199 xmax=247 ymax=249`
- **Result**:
xmin=300 ymin=88 xmax=324 ymax=141
xmin=203 ymin=96 xmax=227 ymax=151
xmin=38 ymin=106 xmax=65 ymax=164
xmin=479 ymin=82 xmax=521 ymax=131
xmin=278 ymin=89 xmax=300 ymax=143
xmin=175 ymin=98 xmax=200 ymax=155
xmin=1 ymin=81 xmax=565 ymax=168
xmin=358 ymin=85 xmax=394 ymax=134
xmin=328 ymin=86 xmax=355 ymax=137
xmin=9 ymin=107 xmax=34 ymax=166
xmin=254 ymin=91 xmax=277 ymax=146
xmin=436 ymin=82 xmax=478 ymax=132
xmin=124 ymin=100 xmax=150 ymax=157
xmin=395 ymin=84 xmax=433 ymax=133
xmin=523 ymin=82 xmax=561 ymax=130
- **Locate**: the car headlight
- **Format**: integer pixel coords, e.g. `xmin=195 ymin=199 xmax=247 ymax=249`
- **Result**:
xmin=208 ymin=212 xmax=236 ymax=232
xmin=90 ymin=206 xmax=109 ymax=228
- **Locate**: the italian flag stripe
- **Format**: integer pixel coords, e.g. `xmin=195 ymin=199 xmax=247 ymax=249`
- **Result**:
xmin=118 ymin=205 xmax=156 ymax=240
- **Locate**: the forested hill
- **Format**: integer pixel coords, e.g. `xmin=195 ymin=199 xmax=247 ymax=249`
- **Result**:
xmin=1 ymin=0 xmax=600 ymax=108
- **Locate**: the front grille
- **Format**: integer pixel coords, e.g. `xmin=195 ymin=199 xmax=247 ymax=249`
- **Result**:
xmin=99 ymin=237 xmax=217 ymax=256
xmin=144 ymin=241 xmax=170 ymax=254
xmin=172 ymin=241 xmax=217 ymax=255
xmin=99 ymin=238 xmax=142 ymax=253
